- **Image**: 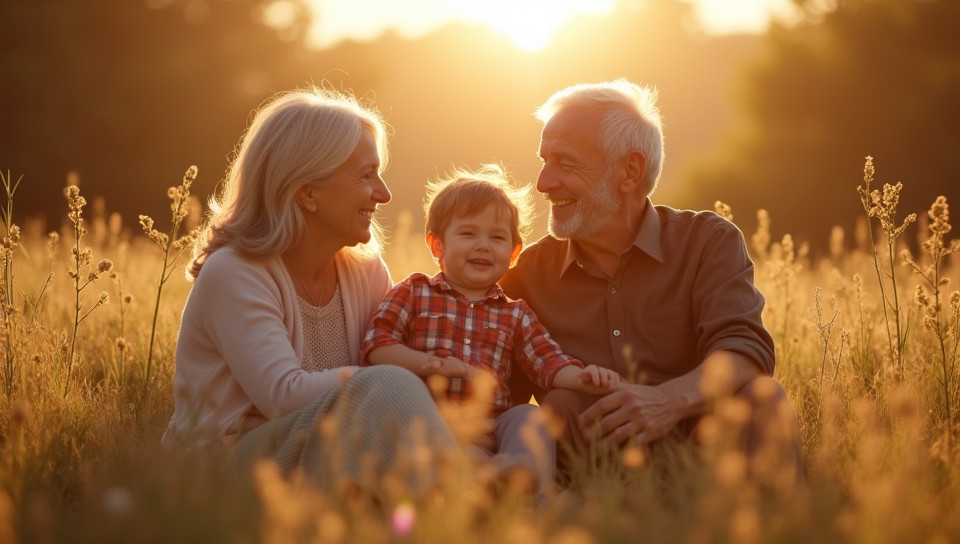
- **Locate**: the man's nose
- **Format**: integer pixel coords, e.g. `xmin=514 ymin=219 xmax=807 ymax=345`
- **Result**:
xmin=536 ymin=167 xmax=557 ymax=195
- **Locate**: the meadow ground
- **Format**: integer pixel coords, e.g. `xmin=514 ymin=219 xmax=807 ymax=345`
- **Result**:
xmin=1 ymin=160 xmax=959 ymax=543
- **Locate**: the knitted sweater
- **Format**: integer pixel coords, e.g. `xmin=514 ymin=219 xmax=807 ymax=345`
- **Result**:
xmin=161 ymin=246 xmax=391 ymax=449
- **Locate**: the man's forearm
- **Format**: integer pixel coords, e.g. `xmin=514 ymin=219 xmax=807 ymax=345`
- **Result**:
xmin=656 ymin=349 xmax=763 ymax=420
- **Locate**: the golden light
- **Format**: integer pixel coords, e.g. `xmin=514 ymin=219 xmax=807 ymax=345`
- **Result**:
xmin=687 ymin=0 xmax=797 ymax=34
xmin=302 ymin=0 xmax=617 ymax=52
xmin=452 ymin=0 xmax=617 ymax=52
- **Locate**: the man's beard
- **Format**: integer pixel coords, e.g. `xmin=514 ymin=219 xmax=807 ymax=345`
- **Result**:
xmin=548 ymin=168 xmax=621 ymax=239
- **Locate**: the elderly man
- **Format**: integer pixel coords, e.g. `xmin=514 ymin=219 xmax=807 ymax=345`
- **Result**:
xmin=501 ymin=79 xmax=802 ymax=484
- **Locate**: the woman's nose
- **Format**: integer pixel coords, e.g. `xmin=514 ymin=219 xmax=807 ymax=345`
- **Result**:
xmin=373 ymin=174 xmax=391 ymax=204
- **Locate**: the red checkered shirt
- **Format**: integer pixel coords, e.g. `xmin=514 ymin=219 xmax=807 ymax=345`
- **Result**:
xmin=361 ymin=272 xmax=583 ymax=412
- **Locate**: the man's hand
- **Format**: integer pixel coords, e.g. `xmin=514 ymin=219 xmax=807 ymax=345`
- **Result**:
xmin=578 ymin=383 xmax=686 ymax=447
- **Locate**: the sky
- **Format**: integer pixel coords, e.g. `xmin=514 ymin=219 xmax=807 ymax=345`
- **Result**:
xmin=293 ymin=0 xmax=799 ymax=51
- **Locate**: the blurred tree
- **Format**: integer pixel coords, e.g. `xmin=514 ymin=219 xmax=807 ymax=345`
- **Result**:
xmin=679 ymin=0 xmax=960 ymax=254
xmin=0 ymin=0 xmax=313 ymax=230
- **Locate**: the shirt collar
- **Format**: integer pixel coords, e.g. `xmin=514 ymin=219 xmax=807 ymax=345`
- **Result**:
xmin=428 ymin=271 xmax=506 ymax=302
xmin=558 ymin=197 xmax=664 ymax=276
xmin=634 ymin=197 xmax=664 ymax=263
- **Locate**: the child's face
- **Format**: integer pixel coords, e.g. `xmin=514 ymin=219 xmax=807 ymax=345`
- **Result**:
xmin=428 ymin=205 xmax=521 ymax=299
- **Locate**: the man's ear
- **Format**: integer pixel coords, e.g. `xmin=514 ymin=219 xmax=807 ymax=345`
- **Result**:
xmin=619 ymin=150 xmax=647 ymax=194
xmin=296 ymin=184 xmax=319 ymax=213
xmin=426 ymin=232 xmax=444 ymax=259
xmin=510 ymin=242 xmax=522 ymax=266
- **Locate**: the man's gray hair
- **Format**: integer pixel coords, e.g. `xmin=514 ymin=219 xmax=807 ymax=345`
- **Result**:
xmin=536 ymin=79 xmax=665 ymax=196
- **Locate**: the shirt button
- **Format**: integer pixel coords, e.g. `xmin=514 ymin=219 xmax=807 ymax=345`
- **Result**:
xmin=464 ymin=339 xmax=471 ymax=345
xmin=613 ymin=329 xmax=621 ymax=337
xmin=469 ymin=302 xmax=475 ymax=308
xmin=610 ymin=285 xmax=617 ymax=294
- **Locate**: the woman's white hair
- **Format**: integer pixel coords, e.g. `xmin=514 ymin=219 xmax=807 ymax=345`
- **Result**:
xmin=536 ymin=79 xmax=664 ymax=196
xmin=188 ymin=86 xmax=389 ymax=279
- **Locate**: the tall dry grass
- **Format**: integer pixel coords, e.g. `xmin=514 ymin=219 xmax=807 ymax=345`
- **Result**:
xmin=1 ymin=158 xmax=959 ymax=543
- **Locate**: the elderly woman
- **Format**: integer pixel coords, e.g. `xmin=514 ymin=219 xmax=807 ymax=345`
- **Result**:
xmin=162 ymin=87 xmax=456 ymax=496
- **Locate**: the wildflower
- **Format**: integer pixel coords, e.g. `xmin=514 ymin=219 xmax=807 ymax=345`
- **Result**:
xmin=101 ymin=486 xmax=134 ymax=517
xmin=318 ymin=511 xmax=346 ymax=542
xmin=715 ymin=451 xmax=747 ymax=486
xmin=46 ymin=231 xmax=59 ymax=259
xmin=730 ymin=506 xmax=761 ymax=544
xmin=140 ymin=165 xmax=204 ymax=399
xmin=64 ymin=185 xmax=88 ymax=230
xmin=97 ymin=259 xmax=113 ymax=274
xmin=915 ymin=284 xmax=931 ymax=308
xmin=751 ymin=209 xmax=771 ymax=260
xmin=921 ymin=196 xmax=960 ymax=260
xmin=116 ymin=337 xmax=127 ymax=352
xmin=857 ymin=156 xmax=916 ymax=239
xmin=11 ymin=399 xmax=30 ymax=426
xmin=621 ymin=445 xmax=646 ymax=469
xmin=714 ymin=200 xmax=734 ymax=222
xmin=1 ymin=225 xmax=20 ymax=251
xmin=391 ymin=499 xmax=416 ymax=537
xmin=829 ymin=225 xmax=845 ymax=263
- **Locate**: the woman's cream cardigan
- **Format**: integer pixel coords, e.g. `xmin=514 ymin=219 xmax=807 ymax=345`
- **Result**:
xmin=161 ymin=246 xmax=391 ymax=449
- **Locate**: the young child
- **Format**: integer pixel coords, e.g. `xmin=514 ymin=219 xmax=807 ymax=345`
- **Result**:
xmin=361 ymin=164 xmax=619 ymax=497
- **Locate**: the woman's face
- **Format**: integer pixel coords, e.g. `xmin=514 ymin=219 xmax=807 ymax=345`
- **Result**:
xmin=311 ymin=130 xmax=391 ymax=247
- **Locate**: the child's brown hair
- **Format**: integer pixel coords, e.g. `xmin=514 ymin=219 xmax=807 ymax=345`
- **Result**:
xmin=424 ymin=164 xmax=535 ymax=249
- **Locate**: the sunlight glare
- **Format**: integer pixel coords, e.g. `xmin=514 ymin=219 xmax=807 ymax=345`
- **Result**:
xmin=303 ymin=0 xmax=615 ymax=51
xmin=454 ymin=0 xmax=616 ymax=52
xmin=687 ymin=0 xmax=797 ymax=34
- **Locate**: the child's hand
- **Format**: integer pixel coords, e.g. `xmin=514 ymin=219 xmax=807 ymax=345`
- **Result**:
xmin=577 ymin=364 xmax=621 ymax=394
xmin=425 ymin=355 xmax=475 ymax=379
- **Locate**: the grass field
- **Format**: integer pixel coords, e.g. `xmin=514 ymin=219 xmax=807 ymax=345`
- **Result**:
xmin=1 ymin=159 xmax=959 ymax=543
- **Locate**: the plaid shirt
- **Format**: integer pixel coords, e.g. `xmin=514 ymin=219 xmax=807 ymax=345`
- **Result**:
xmin=361 ymin=272 xmax=583 ymax=412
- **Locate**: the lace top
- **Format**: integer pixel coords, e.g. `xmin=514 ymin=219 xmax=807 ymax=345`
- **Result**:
xmin=297 ymin=282 xmax=351 ymax=371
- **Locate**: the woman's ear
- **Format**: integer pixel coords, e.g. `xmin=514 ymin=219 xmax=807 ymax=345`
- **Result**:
xmin=426 ymin=232 xmax=444 ymax=260
xmin=296 ymin=184 xmax=319 ymax=213
xmin=619 ymin=150 xmax=647 ymax=194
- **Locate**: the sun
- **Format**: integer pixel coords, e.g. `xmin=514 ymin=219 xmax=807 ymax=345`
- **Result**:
xmin=452 ymin=1 xmax=617 ymax=52
xmin=300 ymin=0 xmax=617 ymax=52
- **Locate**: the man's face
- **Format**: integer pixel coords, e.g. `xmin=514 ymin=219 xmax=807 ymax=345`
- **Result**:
xmin=536 ymin=106 xmax=620 ymax=239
